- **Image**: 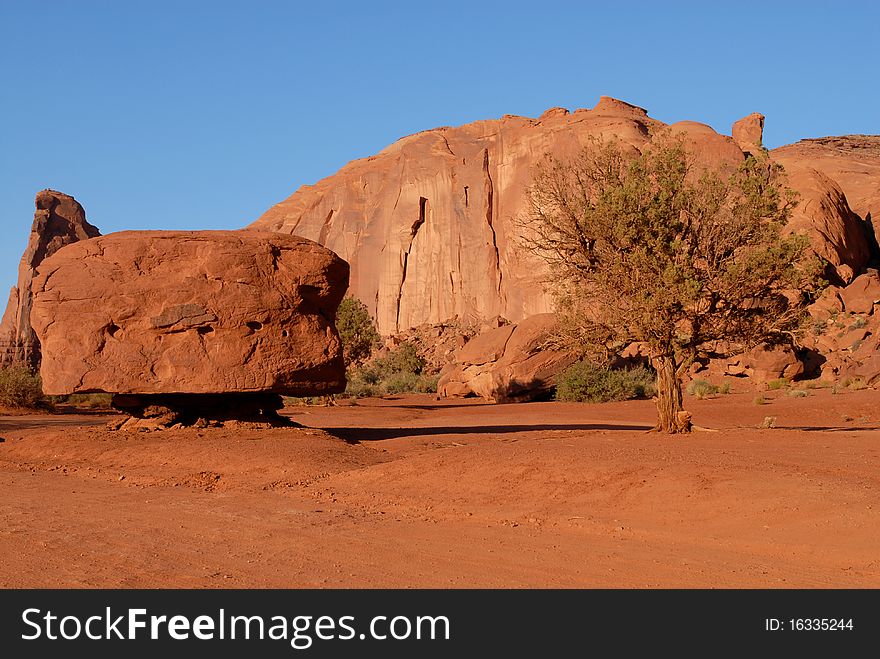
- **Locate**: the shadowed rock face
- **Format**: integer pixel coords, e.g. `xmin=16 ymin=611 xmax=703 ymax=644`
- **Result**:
xmin=251 ymin=100 xmax=873 ymax=332
xmin=772 ymin=136 xmax=880 ymax=222
xmin=0 ymin=190 xmax=100 ymax=368
xmin=772 ymin=135 xmax=880 ymax=262
xmin=31 ymin=230 xmax=349 ymax=397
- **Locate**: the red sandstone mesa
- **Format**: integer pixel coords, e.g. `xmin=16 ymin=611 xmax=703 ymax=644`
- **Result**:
xmin=30 ymin=230 xmax=349 ymax=396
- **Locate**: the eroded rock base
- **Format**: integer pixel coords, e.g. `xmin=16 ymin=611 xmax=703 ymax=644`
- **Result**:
xmin=108 ymin=393 xmax=293 ymax=431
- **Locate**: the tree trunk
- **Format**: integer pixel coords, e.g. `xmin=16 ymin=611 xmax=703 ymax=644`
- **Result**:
xmin=652 ymin=355 xmax=692 ymax=434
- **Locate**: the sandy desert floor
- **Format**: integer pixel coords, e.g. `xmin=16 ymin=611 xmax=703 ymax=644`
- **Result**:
xmin=0 ymin=388 xmax=878 ymax=588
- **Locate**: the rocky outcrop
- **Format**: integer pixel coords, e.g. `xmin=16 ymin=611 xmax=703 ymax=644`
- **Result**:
xmin=839 ymin=270 xmax=880 ymax=315
xmin=778 ymin=165 xmax=871 ymax=283
xmin=251 ymin=98 xmax=664 ymax=335
xmin=0 ymin=190 xmax=100 ymax=369
xmin=800 ymin=270 xmax=879 ymax=383
xmin=383 ymin=318 xmax=483 ymax=374
xmin=437 ymin=313 xmax=576 ymax=402
xmin=732 ymin=112 xmax=765 ymax=154
xmin=31 ymin=230 xmax=349 ymax=397
xmin=721 ymin=343 xmax=804 ymax=382
xmin=772 ymin=135 xmax=880 ymax=260
xmin=772 ymin=135 xmax=880 ymax=222
xmin=252 ymin=98 xmax=873 ymax=333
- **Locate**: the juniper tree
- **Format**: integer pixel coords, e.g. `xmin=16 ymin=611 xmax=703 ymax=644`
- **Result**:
xmin=336 ymin=296 xmax=381 ymax=367
xmin=519 ymin=137 xmax=818 ymax=433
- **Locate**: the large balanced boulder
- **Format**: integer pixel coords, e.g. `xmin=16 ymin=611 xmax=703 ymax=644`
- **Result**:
xmin=0 ymin=190 xmax=100 ymax=369
xmin=31 ymin=230 xmax=349 ymax=397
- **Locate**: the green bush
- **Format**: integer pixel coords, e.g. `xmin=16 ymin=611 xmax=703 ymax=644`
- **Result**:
xmin=555 ymin=361 xmax=655 ymax=403
xmin=368 ymin=342 xmax=425 ymax=379
xmin=686 ymin=379 xmax=719 ymax=399
xmin=336 ymin=297 xmax=381 ymax=366
xmin=0 ymin=366 xmax=44 ymax=408
xmin=766 ymin=378 xmax=788 ymax=390
xmin=344 ymin=342 xmax=437 ymax=398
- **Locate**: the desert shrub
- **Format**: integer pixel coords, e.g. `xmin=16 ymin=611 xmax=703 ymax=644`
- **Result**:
xmin=383 ymin=372 xmax=421 ymax=395
xmin=345 ymin=342 xmax=436 ymax=398
xmin=368 ymin=342 xmax=425 ymax=379
xmin=766 ymin=378 xmax=788 ymax=390
xmin=849 ymin=317 xmax=867 ymax=330
xmin=759 ymin=416 xmax=777 ymax=429
xmin=843 ymin=378 xmax=868 ymax=391
xmin=718 ymin=380 xmax=732 ymax=394
xmin=803 ymin=379 xmax=831 ymax=390
xmin=341 ymin=377 xmax=381 ymax=399
xmin=0 ymin=366 xmax=44 ymax=408
xmin=336 ymin=297 xmax=381 ymax=366
xmin=555 ymin=361 xmax=655 ymax=403
xmin=686 ymin=379 xmax=719 ymax=399
xmin=787 ymin=389 xmax=809 ymax=398
xmin=753 ymin=395 xmax=767 ymax=405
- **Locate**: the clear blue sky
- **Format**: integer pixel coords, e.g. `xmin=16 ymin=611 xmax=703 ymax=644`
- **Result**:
xmin=1 ymin=1 xmax=878 ymax=293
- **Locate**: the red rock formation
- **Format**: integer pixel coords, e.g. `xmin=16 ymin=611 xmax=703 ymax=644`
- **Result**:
xmin=839 ymin=270 xmax=880 ymax=315
xmin=722 ymin=343 xmax=804 ymax=382
xmin=438 ymin=313 xmax=576 ymax=402
xmin=251 ymin=98 xmax=662 ymax=335
xmin=780 ymin=166 xmax=871 ymax=283
xmin=731 ymin=112 xmax=765 ymax=154
xmin=252 ymin=98 xmax=872 ymax=332
xmin=772 ymin=136 xmax=880 ymax=222
xmin=31 ymin=231 xmax=349 ymax=397
xmin=772 ymin=135 xmax=880 ymax=258
xmin=0 ymin=190 xmax=99 ymax=369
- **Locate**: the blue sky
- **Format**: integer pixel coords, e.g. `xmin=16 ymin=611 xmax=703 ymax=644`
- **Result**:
xmin=1 ymin=1 xmax=878 ymax=292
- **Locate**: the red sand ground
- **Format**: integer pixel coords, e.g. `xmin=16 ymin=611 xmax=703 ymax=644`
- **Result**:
xmin=0 ymin=388 xmax=878 ymax=588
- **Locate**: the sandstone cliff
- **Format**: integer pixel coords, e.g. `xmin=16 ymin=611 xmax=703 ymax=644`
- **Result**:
xmin=252 ymin=99 xmax=874 ymax=334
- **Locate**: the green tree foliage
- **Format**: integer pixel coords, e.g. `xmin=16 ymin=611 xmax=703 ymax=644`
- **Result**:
xmin=555 ymin=361 xmax=656 ymax=403
xmin=336 ymin=296 xmax=381 ymax=366
xmin=520 ymin=137 xmax=820 ymax=433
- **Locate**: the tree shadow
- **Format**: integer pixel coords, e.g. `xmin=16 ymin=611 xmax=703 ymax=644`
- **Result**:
xmin=353 ymin=400 xmax=491 ymax=411
xmin=776 ymin=425 xmax=880 ymax=432
xmin=320 ymin=422 xmax=653 ymax=443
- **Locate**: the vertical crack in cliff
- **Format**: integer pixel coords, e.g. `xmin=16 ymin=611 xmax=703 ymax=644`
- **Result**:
xmin=483 ymin=149 xmax=503 ymax=297
xmin=396 ymin=197 xmax=428 ymax=331
xmin=318 ymin=209 xmax=335 ymax=245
